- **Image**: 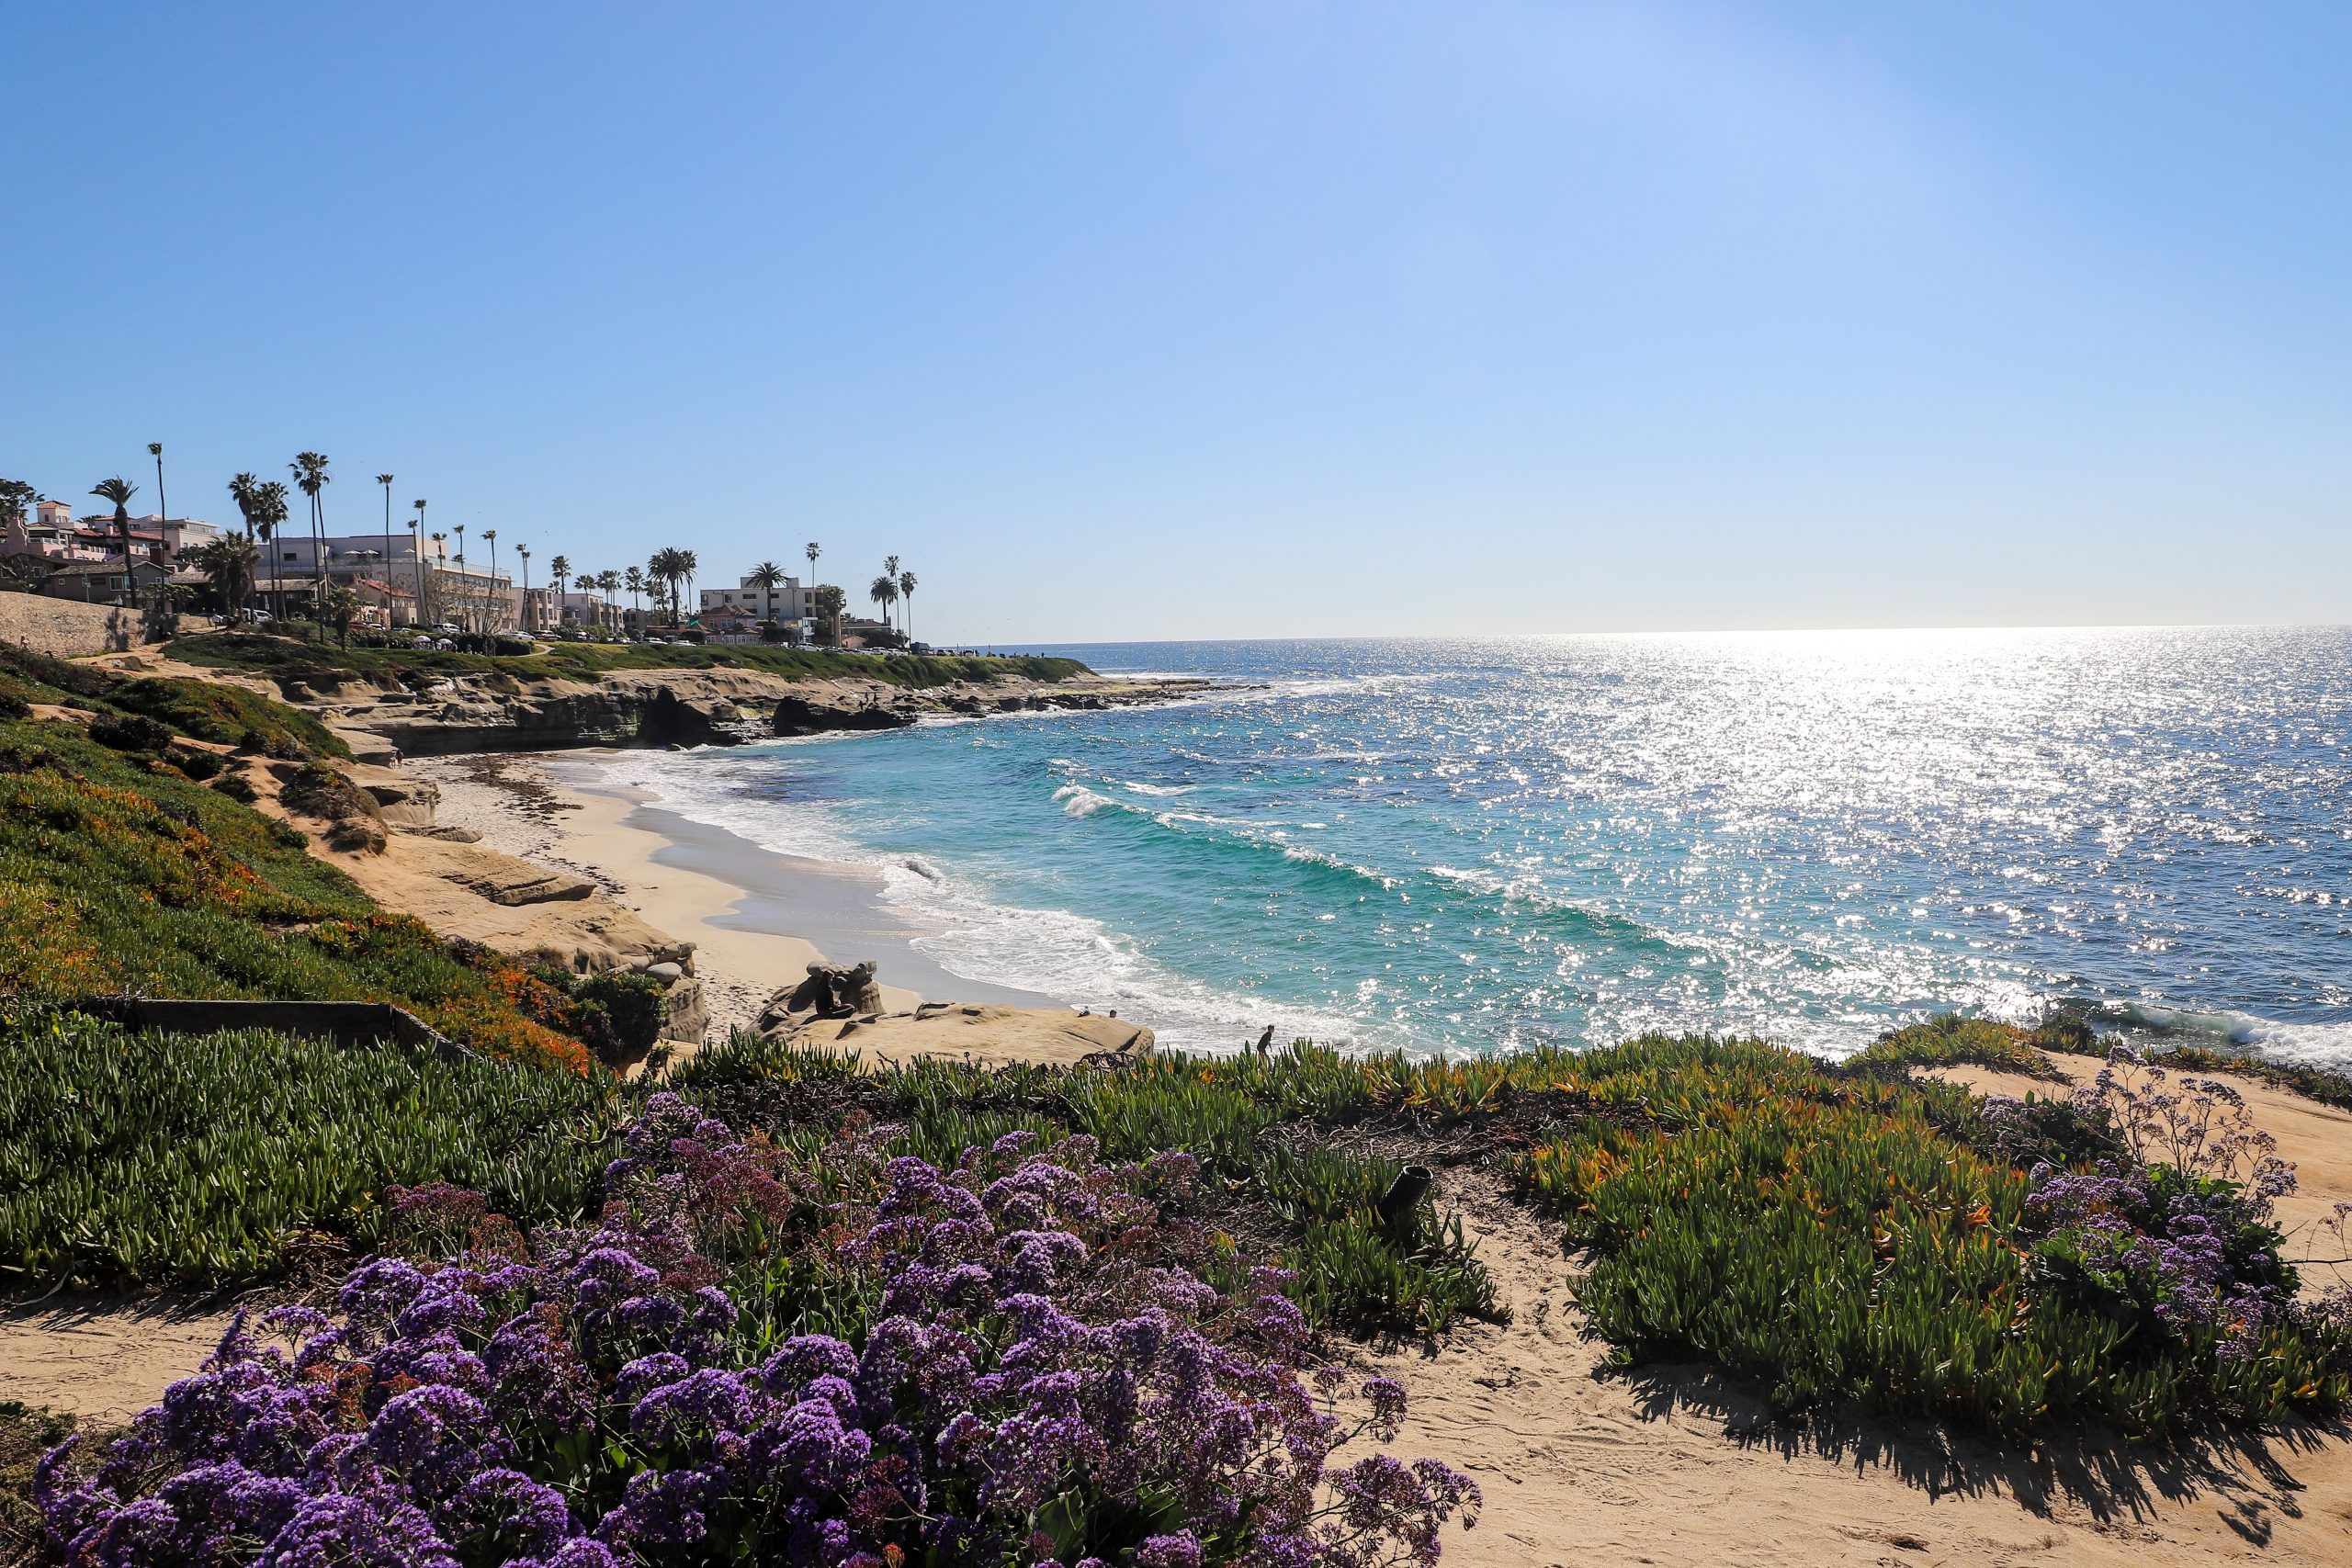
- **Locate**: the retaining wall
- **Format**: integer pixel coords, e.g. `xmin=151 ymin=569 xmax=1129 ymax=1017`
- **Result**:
xmin=0 ymin=592 xmax=164 ymax=657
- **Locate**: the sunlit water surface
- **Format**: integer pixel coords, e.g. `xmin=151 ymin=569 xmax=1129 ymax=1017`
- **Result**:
xmin=595 ymin=630 xmax=2352 ymax=1063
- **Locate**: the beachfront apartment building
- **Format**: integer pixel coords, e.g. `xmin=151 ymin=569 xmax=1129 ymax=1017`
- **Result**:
xmin=3 ymin=507 xmax=222 ymax=565
xmin=266 ymin=533 xmax=517 ymax=631
xmin=700 ymin=570 xmax=807 ymax=625
xmin=557 ymin=591 xmax=622 ymax=631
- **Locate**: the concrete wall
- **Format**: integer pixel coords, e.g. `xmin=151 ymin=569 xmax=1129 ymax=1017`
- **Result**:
xmin=0 ymin=592 xmax=163 ymax=656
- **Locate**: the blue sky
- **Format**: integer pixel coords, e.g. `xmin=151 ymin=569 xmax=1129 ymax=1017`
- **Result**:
xmin=4 ymin=3 xmax=2347 ymax=642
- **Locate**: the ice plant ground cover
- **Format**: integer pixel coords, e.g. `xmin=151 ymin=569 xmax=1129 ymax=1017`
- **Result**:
xmin=0 ymin=697 xmax=599 ymax=1072
xmin=36 ymin=1094 xmax=1481 ymax=1567
xmin=1507 ymin=1035 xmax=2352 ymax=1436
xmin=0 ymin=1009 xmax=614 ymax=1288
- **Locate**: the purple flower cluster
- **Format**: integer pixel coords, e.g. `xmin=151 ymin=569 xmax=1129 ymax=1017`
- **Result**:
xmin=40 ymin=1096 xmax=1477 ymax=1567
xmin=2024 ymin=1159 xmax=2284 ymax=1353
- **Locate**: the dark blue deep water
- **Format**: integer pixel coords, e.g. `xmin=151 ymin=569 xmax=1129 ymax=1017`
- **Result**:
xmin=599 ymin=629 xmax=2352 ymax=1062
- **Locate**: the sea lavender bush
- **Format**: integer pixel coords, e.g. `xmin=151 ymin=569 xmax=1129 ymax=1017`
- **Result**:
xmin=1998 ymin=1046 xmax=2344 ymax=1403
xmin=39 ymin=1094 xmax=1478 ymax=1567
xmin=2068 ymin=1045 xmax=2298 ymax=1197
xmin=2021 ymin=1162 xmax=2292 ymax=1354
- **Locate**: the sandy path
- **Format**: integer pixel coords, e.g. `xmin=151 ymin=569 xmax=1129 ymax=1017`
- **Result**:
xmin=0 ymin=1298 xmax=241 ymax=1427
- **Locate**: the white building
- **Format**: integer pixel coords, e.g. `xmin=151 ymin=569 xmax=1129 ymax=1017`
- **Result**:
xmin=557 ymin=591 xmax=622 ymax=631
xmin=264 ymin=533 xmax=516 ymax=631
xmin=700 ymin=570 xmax=806 ymax=624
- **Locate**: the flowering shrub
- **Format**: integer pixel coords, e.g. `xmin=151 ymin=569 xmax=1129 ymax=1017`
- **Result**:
xmin=1508 ymin=1035 xmax=2352 ymax=1435
xmin=2068 ymin=1046 xmax=2298 ymax=1198
xmin=39 ymin=1095 xmax=1478 ymax=1566
xmin=2023 ymin=1162 xmax=2292 ymax=1354
xmin=1996 ymin=1048 xmax=2346 ymax=1413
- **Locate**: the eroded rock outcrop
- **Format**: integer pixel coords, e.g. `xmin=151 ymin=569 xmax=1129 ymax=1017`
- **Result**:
xmin=755 ymin=961 xmax=887 ymax=1034
xmin=264 ymin=668 xmax=1216 ymax=756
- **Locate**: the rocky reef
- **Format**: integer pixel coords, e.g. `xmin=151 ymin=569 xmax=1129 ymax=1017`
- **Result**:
xmin=253 ymin=664 xmax=1213 ymax=758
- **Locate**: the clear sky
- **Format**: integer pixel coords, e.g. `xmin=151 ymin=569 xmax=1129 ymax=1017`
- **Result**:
xmin=4 ymin=3 xmax=2347 ymax=643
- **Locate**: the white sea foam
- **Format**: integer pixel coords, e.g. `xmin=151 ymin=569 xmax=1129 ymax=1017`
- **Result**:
xmin=869 ymin=856 xmax=1367 ymax=1054
xmin=1053 ymin=784 xmax=1116 ymax=818
xmin=1122 ymin=781 xmax=1196 ymax=796
xmin=2098 ymin=1001 xmax=2352 ymax=1068
xmin=549 ymin=748 xmax=1369 ymax=1054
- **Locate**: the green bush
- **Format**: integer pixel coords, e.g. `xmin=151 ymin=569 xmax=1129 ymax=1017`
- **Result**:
xmin=0 ymin=1009 xmax=614 ymax=1288
xmin=87 ymin=711 xmax=173 ymax=752
xmin=166 ymin=746 xmax=225 ymax=780
xmin=1845 ymin=1012 xmax=2072 ymax=1080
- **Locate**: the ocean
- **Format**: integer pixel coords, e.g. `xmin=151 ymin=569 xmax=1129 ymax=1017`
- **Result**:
xmin=592 ymin=629 xmax=2352 ymax=1065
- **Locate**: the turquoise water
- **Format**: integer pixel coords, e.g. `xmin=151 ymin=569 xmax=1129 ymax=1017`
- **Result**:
xmin=599 ymin=630 xmax=2352 ymax=1063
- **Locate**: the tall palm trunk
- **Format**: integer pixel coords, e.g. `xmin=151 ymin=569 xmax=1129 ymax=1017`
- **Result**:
xmin=378 ymin=476 xmax=396 ymax=627
xmin=148 ymin=443 xmax=167 ymax=621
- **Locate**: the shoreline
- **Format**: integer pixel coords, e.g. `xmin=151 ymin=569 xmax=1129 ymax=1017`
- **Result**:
xmin=408 ymin=750 xmax=1061 ymax=1038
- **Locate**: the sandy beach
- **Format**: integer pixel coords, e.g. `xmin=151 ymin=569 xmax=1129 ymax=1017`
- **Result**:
xmin=405 ymin=749 xmax=1057 ymax=1037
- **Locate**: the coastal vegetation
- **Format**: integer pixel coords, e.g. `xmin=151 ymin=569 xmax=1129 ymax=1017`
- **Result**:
xmin=0 ymin=642 xmax=346 ymax=759
xmin=163 ymin=630 xmax=1089 ymax=689
xmin=1507 ymin=1030 xmax=2344 ymax=1438
xmin=0 ymin=662 xmax=593 ymax=1071
xmin=32 ymin=1094 xmax=1483 ymax=1567
xmin=1840 ymin=1010 xmax=2081 ymax=1080
xmin=0 ymin=1009 xmax=611 ymax=1289
xmin=8 ymin=651 xmax=2352 ymax=1562
xmin=2146 ymin=1043 xmax=2352 ymax=1111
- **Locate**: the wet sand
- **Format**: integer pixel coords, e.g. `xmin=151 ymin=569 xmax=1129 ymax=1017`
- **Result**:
xmin=413 ymin=750 xmax=1056 ymax=1035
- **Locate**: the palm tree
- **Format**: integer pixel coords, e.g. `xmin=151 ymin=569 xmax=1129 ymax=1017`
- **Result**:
xmin=748 ymin=560 xmax=786 ymax=623
xmin=289 ymin=453 xmax=332 ymax=638
xmin=869 ymin=573 xmax=899 ymax=633
xmin=410 ymin=500 xmax=427 ymax=624
xmin=227 ymin=472 xmax=261 ymax=539
xmin=481 ymin=529 xmax=502 ymax=632
xmin=679 ymin=549 xmax=698 ymax=621
xmin=189 ymin=533 xmax=259 ymax=618
xmin=449 ymin=524 xmax=466 ymax=629
xmin=253 ymin=481 xmax=291 ymax=622
xmin=89 ymin=477 xmax=139 ymax=606
xmin=148 ymin=444 xmax=167 ymax=615
xmin=376 ymin=474 xmax=396 ymax=625
xmin=805 ymin=541 xmax=820 ymax=595
xmin=811 ymin=583 xmax=844 ymax=646
xmin=898 ymin=568 xmax=916 ymax=644
xmin=322 ymin=584 xmax=361 ymax=649
xmin=648 ymin=548 xmax=686 ymax=626
xmin=595 ymin=570 xmax=621 ymax=633
xmin=624 ymin=565 xmax=646 ymax=627
xmin=515 ymin=544 xmax=532 ymax=635
xmin=549 ymin=555 xmax=571 ymax=627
